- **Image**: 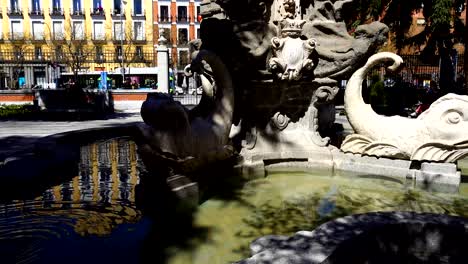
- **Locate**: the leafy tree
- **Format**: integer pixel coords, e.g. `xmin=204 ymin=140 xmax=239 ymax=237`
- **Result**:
xmin=342 ymin=0 xmax=466 ymax=94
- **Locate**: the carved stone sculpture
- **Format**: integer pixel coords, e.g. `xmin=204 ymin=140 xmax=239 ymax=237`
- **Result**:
xmin=136 ymin=49 xmax=235 ymax=172
xmin=139 ymin=0 xmax=390 ymax=175
xmin=268 ymin=19 xmax=317 ymax=80
xmin=191 ymin=0 xmax=390 ymax=174
xmin=341 ymin=52 xmax=468 ymax=162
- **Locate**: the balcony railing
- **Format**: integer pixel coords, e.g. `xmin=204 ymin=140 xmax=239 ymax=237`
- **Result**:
xmin=178 ymin=39 xmax=188 ymax=45
xmin=93 ymin=33 xmax=106 ymax=41
xmin=177 ymin=16 xmax=188 ymax=22
xmin=131 ymin=9 xmax=145 ymax=17
xmin=7 ymin=8 xmax=23 ymax=16
xmin=134 ymin=54 xmax=145 ymax=62
xmin=9 ymin=32 xmax=25 ymax=40
xmin=91 ymin=7 xmax=105 ymax=16
xmin=32 ymin=35 xmax=45 ymax=41
xmin=158 ymin=15 xmax=170 ymax=22
xmin=70 ymin=8 xmax=84 ymax=16
xmin=0 ymin=51 xmax=47 ymax=62
xmin=110 ymin=8 xmax=123 ymax=16
xmin=34 ymin=54 xmax=45 ymax=61
xmin=52 ymin=34 xmax=65 ymax=41
xmin=2 ymin=33 xmax=148 ymax=43
xmin=95 ymin=54 xmax=106 ymax=63
xmin=29 ymin=8 xmax=44 ymax=16
xmin=133 ymin=35 xmax=146 ymax=42
xmin=0 ymin=51 xmax=155 ymax=64
xmin=49 ymin=7 xmax=64 ymax=16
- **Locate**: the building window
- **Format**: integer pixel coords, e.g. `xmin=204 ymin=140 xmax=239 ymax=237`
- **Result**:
xmin=72 ymin=21 xmax=84 ymax=40
xmin=179 ymin=50 xmax=190 ymax=67
xmin=197 ymin=28 xmax=200 ymax=39
xmin=94 ymin=0 xmax=102 ymax=9
xmin=52 ymin=0 xmax=62 ymax=14
xmin=135 ymin=46 xmax=143 ymax=60
xmin=134 ymin=21 xmax=144 ymax=41
xmin=55 ymin=46 xmax=63 ymax=60
xmin=52 ymin=0 xmax=61 ymax=9
xmin=178 ymin=28 xmax=188 ymax=45
xmin=35 ymin=47 xmax=43 ymax=60
xmin=113 ymin=0 xmax=121 ymax=14
xmin=94 ymin=21 xmax=104 ymax=40
xmin=177 ymin=6 xmax=187 ymax=22
xmin=114 ymin=22 xmax=123 ymax=40
xmin=196 ymin=6 xmax=201 ymax=22
xmin=161 ymin=28 xmax=171 ymax=43
xmin=31 ymin=0 xmax=41 ymax=13
xmin=52 ymin=21 xmax=64 ymax=40
xmin=11 ymin=21 xmax=23 ymax=39
xmin=93 ymin=0 xmax=103 ymax=15
xmin=14 ymin=46 xmax=23 ymax=60
xmin=160 ymin=6 xmax=169 ymax=22
xmin=32 ymin=21 xmax=44 ymax=40
xmin=10 ymin=0 xmax=21 ymax=12
xmin=116 ymin=46 xmax=123 ymax=60
xmin=134 ymin=0 xmax=142 ymax=15
xmin=96 ymin=46 xmax=104 ymax=61
xmin=73 ymin=0 xmax=82 ymax=14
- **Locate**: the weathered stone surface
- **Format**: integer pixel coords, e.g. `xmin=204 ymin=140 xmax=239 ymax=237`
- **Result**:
xmin=137 ymin=50 xmax=236 ymax=172
xmin=333 ymin=151 xmax=461 ymax=192
xmin=236 ymin=212 xmax=468 ymax=264
xmin=414 ymin=162 xmax=461 ymax=192
xmin=167 ymin=174 xmax=199 ymax=209
xmin=198 ymin=0 xmax=388 ymax=167
xmin=333 ymin=152 xmax=413 ymax=181
xmin=341 ymin=52 xmax=468 ymax=163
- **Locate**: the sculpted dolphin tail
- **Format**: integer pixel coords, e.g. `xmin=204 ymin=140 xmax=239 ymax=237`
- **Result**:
xmin=344 ymin=52 xmax=403 ymax=136
xmin=342 ymin=52 xmax=468 ymax=162
xmin=189 ymin=50 xmax=235 ymax=144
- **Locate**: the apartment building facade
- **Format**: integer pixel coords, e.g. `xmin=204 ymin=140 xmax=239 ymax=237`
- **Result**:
xmin=0 ymin=0 xmax=154 ymax=89
xmin=152 ymin=0 xmax=201 ymax=85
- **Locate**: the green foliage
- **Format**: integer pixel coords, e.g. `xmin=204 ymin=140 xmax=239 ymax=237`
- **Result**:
xmin=0 ymin=104 xmax=35 ymax=119
xmin=343 ymin=0 xmax=464 ymax=52
xmin=368 ymin=74 xmax=388 ymax=109
xmin=431 ymin=0 xmax=453 ymax=35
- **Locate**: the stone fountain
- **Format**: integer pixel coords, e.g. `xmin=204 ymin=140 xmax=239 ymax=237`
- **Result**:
xmin=139 ymin=0 xmax=389 ymax=176
xmin=138 ymin=0 xmax=468 ymax=190
xmin=135 ymin=1 xmax=468 ymax=259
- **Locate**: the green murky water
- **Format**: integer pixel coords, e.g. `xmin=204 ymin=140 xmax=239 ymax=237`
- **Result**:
xmin=169 ymin=173 xmax=468 ymax=264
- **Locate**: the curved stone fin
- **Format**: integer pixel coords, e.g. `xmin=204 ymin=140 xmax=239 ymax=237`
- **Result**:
xmin=411 ymin=141 xmax=468 ymax=162
xmin=341 ymin=134 xmax=408 ymax=159
xmin=362 ymin=142 xmax=409 ymax=159
xmin=340 ymin=134 xmax=373 ymax=153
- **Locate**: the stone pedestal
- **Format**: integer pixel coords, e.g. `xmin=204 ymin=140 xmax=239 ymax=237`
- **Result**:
xmin=156 ymin=38 xmax=169 ymax=93
xmin=237 ymin=78 xmax=338 ymax=177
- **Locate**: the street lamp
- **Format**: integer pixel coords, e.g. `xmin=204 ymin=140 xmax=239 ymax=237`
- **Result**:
xmin=120 ymin=0 xmax=127 ymax=85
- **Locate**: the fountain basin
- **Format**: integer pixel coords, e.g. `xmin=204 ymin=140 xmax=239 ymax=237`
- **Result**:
xmin=237 ymin=212 xmax=468 ymax=264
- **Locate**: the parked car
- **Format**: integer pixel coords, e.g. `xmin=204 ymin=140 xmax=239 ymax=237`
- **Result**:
xmin=189 ymin=86 xmax=203 ymax=95
xmin=174 ymin=86 xmax=184 ymax=95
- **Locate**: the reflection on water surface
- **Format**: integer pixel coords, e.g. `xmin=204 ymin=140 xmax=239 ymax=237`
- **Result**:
xmin=0 ymin=138 xmax=146 ymax=264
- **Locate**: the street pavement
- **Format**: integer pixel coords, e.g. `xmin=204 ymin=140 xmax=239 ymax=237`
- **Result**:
xmin=0 ymin=112 xmax=144 ymax=162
